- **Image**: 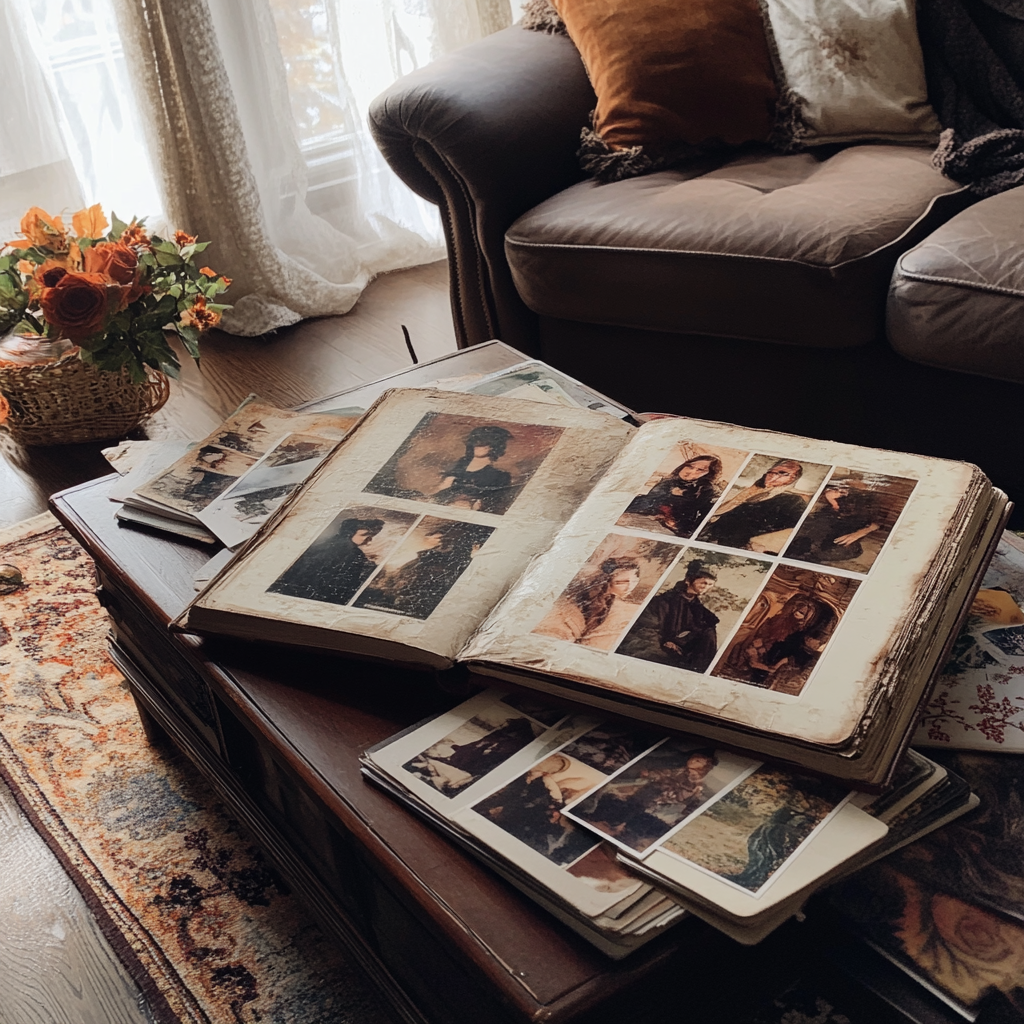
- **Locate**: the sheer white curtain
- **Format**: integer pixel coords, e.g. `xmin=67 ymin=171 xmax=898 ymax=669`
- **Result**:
xmin=4 ymin=0 xmax=513 ymax=334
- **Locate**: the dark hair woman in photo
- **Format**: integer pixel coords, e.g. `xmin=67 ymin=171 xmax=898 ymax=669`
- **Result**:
xmin=434 ymin=424 xmax=514 ymax=513
xmin=626 ymin=454 xmax=724 ymax=537
xmin=536 ymin=555 xmax=643 ymax=650
xmin=698 ymin=459 xmax=808 ymax=552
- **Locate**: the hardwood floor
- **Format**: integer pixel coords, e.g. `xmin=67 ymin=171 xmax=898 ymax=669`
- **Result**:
xmin=0 ymin=260 xmax=457 ymax=1023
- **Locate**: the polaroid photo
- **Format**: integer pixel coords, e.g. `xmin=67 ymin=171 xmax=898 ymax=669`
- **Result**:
xmin=562 ymin=737 xmax=759 ymax=857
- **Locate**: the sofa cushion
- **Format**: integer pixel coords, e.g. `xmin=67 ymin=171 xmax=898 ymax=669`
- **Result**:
xmin=506 ymin=144 xmax=967 ymax=348
xmin=887 ymin=186 xmax=1024 ymax=383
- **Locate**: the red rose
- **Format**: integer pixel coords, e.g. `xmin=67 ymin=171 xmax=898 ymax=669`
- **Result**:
xmin=40 ymin=272 xmax=114 ymax=340
xmin=84 ymin=241 xmax=139 ymax=285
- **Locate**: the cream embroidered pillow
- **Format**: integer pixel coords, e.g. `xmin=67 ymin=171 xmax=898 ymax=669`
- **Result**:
xmin=764 ymin=0 xmax=941 ymax=148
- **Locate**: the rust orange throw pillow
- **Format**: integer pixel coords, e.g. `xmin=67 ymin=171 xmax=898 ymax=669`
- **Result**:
xmin=548 ymin=0 xmax=778 ymax=181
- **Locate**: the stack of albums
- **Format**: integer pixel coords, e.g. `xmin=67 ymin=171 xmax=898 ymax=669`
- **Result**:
xmin=181 ymin=386 xmax=1009 ymax=788
xmin=362 ymin=690 xmax=978 ymax=952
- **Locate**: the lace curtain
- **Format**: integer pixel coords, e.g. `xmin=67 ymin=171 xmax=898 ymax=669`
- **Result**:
xmin=3 ymin=0 xmax=513 ymax=335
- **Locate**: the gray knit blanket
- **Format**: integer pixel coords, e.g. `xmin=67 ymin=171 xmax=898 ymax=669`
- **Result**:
xmin=920 ymin=0 xmax=1024 ymax=195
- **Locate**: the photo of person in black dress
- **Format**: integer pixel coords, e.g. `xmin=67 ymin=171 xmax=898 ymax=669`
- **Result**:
xmin=617 ymin=560 xmax=721 ymax=672
xmin=698 ymin=459 xmax=809 ymax=551
xmin=355 ymin=518 xmax=494 ymax=619
xmin=269 ymin=515 xmax=386 ymax=605
xmin=785 ymin=481 xmax=881 ymax=566
xmin=432 ymin=425 xmax=515 ymax=513
xmin=624 ymin=455 xmax=724 ymax=537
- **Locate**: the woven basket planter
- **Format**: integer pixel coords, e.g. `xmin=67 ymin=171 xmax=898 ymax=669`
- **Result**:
xmin=0 ymin=349 xmax=169 ymax=446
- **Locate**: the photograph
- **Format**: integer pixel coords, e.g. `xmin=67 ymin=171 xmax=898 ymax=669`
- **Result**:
xmin=661 ymin=767 xmax=847 ymax=893
xmin=497 ymin=692 xmax=569 ymax=728
xmin=616 ymin=550 xmax=772 ymax=673
xmin=783 ymin=469 xmax=917 ymax=573
xmin=712 ymin=565 xmax=861 ymax=695
xmin=616 ymin=441 xmax=749 ymax=539
xmin=197 ymin=432 xmax=338 ymax=547
xmin=560 ymin=724 xmax=662 ymax=775
xmin=566 ymin=842 xmax=646 ymax=894
xmin=353 ymin=516 xmax=495 ymax=619
xmin=564 ymin=738 xmax=758 ymax=855
xmin=209 ymin=406 xmax=353 ymax=456
xmin=137 ymin=443 xmax=258 ymax=515
xmin=401 ymin=706 xmax=546 ymax=796
xmin=532 ymin=533 xmax=681 ymax=651
xmin=472 ymin=752 xmax=609 ymax=866
xmin=363 ymin=411 xmax=564 ymax=515
xmin=694 ymin=453 xmax=832 ymax=554
xmin=266 ymin=505 xmax=417 ymax=606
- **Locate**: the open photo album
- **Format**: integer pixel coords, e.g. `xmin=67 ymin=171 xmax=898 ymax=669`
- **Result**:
xmin=177 ymin=387 xmax=1010 ymax=787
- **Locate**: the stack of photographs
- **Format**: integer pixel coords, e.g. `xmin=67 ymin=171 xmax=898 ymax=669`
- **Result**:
xmin=364 ymin=690 xmax=978 ymax=955
xmin=112 ymin=397 xmax=362 ymax=546
xmin=361 ymin=690 xmax=687 ymax=958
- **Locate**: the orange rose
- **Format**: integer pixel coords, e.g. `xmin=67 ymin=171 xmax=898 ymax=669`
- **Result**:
xmin=84 ymin=241 xmax=139 ymax=285
xmin=180 ymin=293 xmax=220 ymax=331
xmin=40 ymin=272 xmax=115 ymax=340
xmin=6 ymin=207 xmax=67 ymax=249
xmin=174 ymin=230 xmax=197 ymax=247
xmin=120 ymin=222 xmax=152 ymax=251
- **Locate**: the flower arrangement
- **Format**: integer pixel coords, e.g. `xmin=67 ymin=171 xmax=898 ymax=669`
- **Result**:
xmin=0 ymin=205 xmax=231 ymax=382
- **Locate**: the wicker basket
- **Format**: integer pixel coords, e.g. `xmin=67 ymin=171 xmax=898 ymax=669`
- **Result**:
xmin=0 ymin=349 xmax=169 ymax=446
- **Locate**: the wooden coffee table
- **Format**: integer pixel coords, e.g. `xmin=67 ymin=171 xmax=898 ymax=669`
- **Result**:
xmin=50 ymin=344 xmax=932 ymax=1024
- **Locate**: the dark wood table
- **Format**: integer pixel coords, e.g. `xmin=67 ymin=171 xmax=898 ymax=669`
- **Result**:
xmin=49 ymin=344 xmax=952 ymax=1024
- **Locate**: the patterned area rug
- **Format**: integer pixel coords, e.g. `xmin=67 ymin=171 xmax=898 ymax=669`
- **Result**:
xmin=0 ymin=513 xmax=393 ymax=1024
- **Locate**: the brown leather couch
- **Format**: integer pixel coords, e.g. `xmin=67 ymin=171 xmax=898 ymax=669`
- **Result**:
xmin=370 ymin=25 xmax=1024 ymax=523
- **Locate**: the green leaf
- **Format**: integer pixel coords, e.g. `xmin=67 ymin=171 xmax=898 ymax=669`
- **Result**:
xmin=153 ymin=239 xmax=179 ymax=255
xmin=191 ymin=241 xmax=211 ymax=252
xmin=111 ymin=213 xmax=129 ymax=238
xmin=155 ymin=249 xmax=182 ymax=266
xmin=180 ymin=243 xmax=196 ymax=261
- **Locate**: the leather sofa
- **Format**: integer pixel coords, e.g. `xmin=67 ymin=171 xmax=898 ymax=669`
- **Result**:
xmin=370 ymin=25 xmax=1024 ymax=523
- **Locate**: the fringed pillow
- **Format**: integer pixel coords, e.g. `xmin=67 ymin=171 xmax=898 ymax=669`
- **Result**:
xmin=522 ymin=0 xmax=778 ymax=183
xmin=764 ymin=0 xmax=941 ymax=150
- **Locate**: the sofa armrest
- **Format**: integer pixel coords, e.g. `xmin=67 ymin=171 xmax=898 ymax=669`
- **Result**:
xmin=370 ymin=26 xmax=594 ymax=350
xmin=887 ymin=186 xmax=1022 ymax=384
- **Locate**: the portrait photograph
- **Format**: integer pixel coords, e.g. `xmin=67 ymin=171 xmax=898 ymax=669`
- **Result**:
xmin=616 ymin=550 xmax=772 ymax=674
xmin=661 ymin=767 xmax=847 ymax=893
xmin=267 ymin=504 xmax=417 ymax=606
xmin=693 ymin=453 xmax=832 ymax=554
xmin=616 ymin=441 xmax=749 ymax=539
xmin=363 ymin=411 xmax=565 ymax=515
xmin=354 ymin=516 xmax=495 ymax=619
xmin=532 ymin=533 xmax=680 ymax=651
xmin=712 ymin=565 xmax=862 ymax=695
xmin=401 ymin=706 xmax=545 ymax=796
xmin=138 ymin=443 xmax=257 ymax=515
xmin=783 ymin=468 xmax=917 ymax=573
xmin=471 ymin=752 xmax=608 ymax=866
xmin=564 ymin=738 xmax=757 ymax=855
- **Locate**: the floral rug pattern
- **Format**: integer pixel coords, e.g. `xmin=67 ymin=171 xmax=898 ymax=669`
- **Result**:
xmin=0 ymin=513 xmax=391 ymax=1024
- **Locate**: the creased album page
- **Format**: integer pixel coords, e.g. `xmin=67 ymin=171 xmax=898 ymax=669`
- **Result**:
xmin=185 ymin=389 xmax=633 ymax=664
xmin=462 ymin=416 xmax=980 ymax=747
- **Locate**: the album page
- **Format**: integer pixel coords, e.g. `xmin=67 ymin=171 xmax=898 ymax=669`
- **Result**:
xmin=183 ymin=389 xmax=633 ymax=665
xmin=462 ymin=416 xmax=984 ymax=748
